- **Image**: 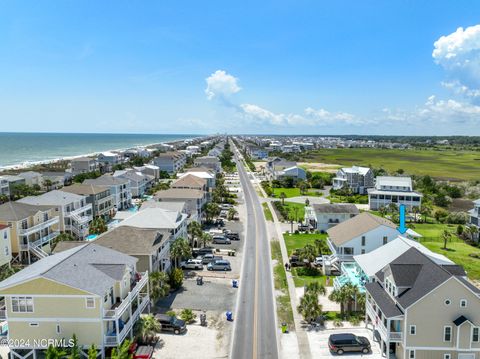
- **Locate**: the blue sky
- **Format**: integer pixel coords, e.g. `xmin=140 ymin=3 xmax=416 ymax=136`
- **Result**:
xmin=1 ymin=1 xmax=480 ymax=135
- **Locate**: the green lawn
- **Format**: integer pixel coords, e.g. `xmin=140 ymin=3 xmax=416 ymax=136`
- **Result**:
xmin=292 ymin=270 xmax=327 ymax=287
xmin=262 ymin=202 xmax=273 ymax=221
xmin=271 ymin=187 xmax=322 ymax=198
xmin=283 ymin=201 xmax=306 ymax=222
xmin=283 ymin=232 xmax=328 ymax=256
xmin=299 ymin=147 xmax=480 ymax=181
xmin=409 ymin=223 xmax=457 ymax=240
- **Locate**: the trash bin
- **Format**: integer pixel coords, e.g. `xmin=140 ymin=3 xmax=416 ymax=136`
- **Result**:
xmin=200 ymin=313 xmax=207 ymax=326
xmin=226 ymin=311 xmax=233 ymax=321
xmin=281 ymin=322 xmax=288 ymax=333
xmin=196 ymin=276 xmax=203 ymax=285
xmin=232 ymin=279 xmax=238 ymax=288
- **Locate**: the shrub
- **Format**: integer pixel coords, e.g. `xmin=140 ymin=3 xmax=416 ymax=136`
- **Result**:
xmin=295 ymin=267 xmax=321 ymax=277
xmin=166 ymin=310 xmax=177 ymax=318
xmin=349 ymin=316 xmax=361 ymax=326
xmin=169 ymin=268 xmax=184 ymax=290
xmin=333 ymin=318 xmax=343 ymax=327
xmin=180 ymin=309 xmax=197 ymax=324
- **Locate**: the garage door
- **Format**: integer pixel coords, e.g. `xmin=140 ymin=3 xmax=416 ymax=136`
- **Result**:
xmin=458 ymin=354 xmax=475 ymax=359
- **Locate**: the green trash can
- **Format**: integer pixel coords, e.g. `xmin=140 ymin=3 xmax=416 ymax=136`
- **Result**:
xmin=281 ymin=322 xmax=288 ymax=333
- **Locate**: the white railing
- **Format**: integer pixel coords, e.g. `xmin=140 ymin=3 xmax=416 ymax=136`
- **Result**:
xmin=69 ymin=203 xmax=93 ymax=217
xmin=366 ymin=301 xmax=403 ymax=342
xmin=30 ymin=231 xmax=60 ymax=248
xmin=18 ymin=217 xmax=59 ymax=236
xmin=103 ymin=272 xmax=149 ymax=319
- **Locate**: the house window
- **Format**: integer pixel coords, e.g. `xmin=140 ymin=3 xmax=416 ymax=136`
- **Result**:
xmin=361 ymin=236 xmax=366 ymax=246
xmin=383 ymin=236 xmax=388 ymax=245
xmin=460 ymin=299 xmax=467 ymax=308
xmin=409 ymin=325 xmax=416 ymax=335
xmin=473 ymin=327 xmax=479 ymax=342
xmin=444 ymin=326 xmax=452 ymax=342
xmin=444 ymin=354 xmax=451 ymax=359
xmin=86 ymin=297 xmax=95 ymax=309
xmin=29 ymin=323 xmax=39 ymax=327
xmin=4 ymin=246 xmax=8 ymax=256
xmin=361 ymin=249 xmax=366 ymax=254
xmin=409 ymin=350 xmax=415 ymax=359
xmin=56 ymin=324 xmax=61 ymax=334
xmin=11 ymin=297 xmax=34 ymax=313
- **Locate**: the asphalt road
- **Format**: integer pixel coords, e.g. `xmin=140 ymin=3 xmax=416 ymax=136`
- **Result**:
xmin=231 ymin=144 xmax=279 ymax=359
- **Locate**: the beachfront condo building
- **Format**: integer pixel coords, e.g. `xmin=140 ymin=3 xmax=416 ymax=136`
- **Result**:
xmin=193 ymin=156 xmax=222 ymax=173
xmin=365 ymin=247 xmax=480 ymax=359
xmin=0 ymin=225 xmax=12 ymax=268
xmin=0 ymin=202 xmax=60 ymax=264
xmin=59 ymin=183 xmax=114 ymax=219
xmin=18 ymin=190 xmax=92 ymax=240
xmin=84 ymin=175 xmax=132 ymax=211
xmin=0 ymin=244 xmax=149 ymax=359
xmin=154 ymin=188 xmax=207 ymax=223
xmin=113 ymin=170 xmax=154 ymax=198
xmin=0 ymin=178 xmax=9 ymax=197
xmin=332 ymin=165 xmax=374 ymax=194
xmin=368 ymin=176 xmax=422 ymax=211
xmin=70 ymin=157 xmax=99 ymax=175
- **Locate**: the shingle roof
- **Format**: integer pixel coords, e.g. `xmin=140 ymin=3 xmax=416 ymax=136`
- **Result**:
xmin=18 ymin=190 xmax=86 ymax=206
xmin=172 ymin=174 xmax=206 ymax=189
xmin=0 ymin=244 xmax=137 ymax=296
xmin=327 ymin=212 xmax=397 ymax=246
xmin=118 ymin=208 xmax=187 ymax=230
xmin=0 ymin=202 xmax=54 ymax=221
xmin=60 ymin=183 xmax=109 ymax=196
xmin=312 ymin=203 xmax=359 ymax=214
xmin=140 ymin=200 xmax=186 ymax=213
xmin=364 ymin=281 xmax=404 ymax=318
xmin=84 ymin=174 xmax=129 ymax=186
xmin=453 ymin=315 xmax=471 ymax=326
xmin=94 ymin=226 xmax=167 ymax=255
xmin=155 ymin=188 xmax=205 ymax=200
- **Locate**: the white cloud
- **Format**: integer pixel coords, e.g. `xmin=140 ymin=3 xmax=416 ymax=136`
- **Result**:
xmin=433 ymin=25 xmax=480 ymax=101
xmin=205 ymin=70 xmax=241 ymax=100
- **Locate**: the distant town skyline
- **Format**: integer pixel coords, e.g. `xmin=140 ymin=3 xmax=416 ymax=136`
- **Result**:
xmin=1 ymin=1 xmax=480 ymax=135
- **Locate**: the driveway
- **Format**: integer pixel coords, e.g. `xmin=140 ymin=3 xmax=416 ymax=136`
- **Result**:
xmin=306 ymin=327 xmax=383 ymax=358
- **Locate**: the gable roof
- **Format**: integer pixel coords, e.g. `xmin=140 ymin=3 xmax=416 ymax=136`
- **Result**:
xmin=0 ymin=244 xmax=137 ymax=296
xmin=155 ymin=188 xmax=205 ymax=200
xmin=118 ymin=208 xmax=186 ymax=230
xmin=172 ymin=174 xmax=206 ymax=189
xmin=94 ymin=226 xmax=167 ymax=255
xmin=312 ymin=203 xmax=359 ymax=214
xmin=327 ymin=212 xmax=397 ymax=246
xmin=0 ymin=201 xmax=55 ymax=221
xmin=140 ymin=200 xmax=186 ymax=213
xmin=375 ymin=176 xmax=412 ymax=188
xmin=84 ymin=174 xmax=129 ymax=186
xmin=18 ymin=190 xmax=86 ymax=206
xmin=60 ymin=183 xmax=109 ymax=196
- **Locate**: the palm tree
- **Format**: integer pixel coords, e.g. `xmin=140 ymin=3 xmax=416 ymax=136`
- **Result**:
xmin=305 ymin=282 xmax=326 ymax=296
xmin=187 ymin=221 xmax=202 ymax=247
xmin=69 ymin=334 xmax=80 ymax=359
xmin=170 ymin=237 xmax=192 ymax=267
xmin=442 ymin=229 xmax=452 ymax=249
xmin=421 ymin=203 xmax=433 ymax=223
xmin=149 ymin=271 xmax=170 ymax=301
xmin=45 ymin=345 xmax=67 ymax=359
xmin=203 ymin=203 xmax=220 ymax=222
xmin=412 ymin=206 xmax=420 ymax=223
xmin=378 ymin=206 xmax=387 ymax=218
xmin=87 ymin=344 xmax=98 ymax=359
xmin=227 ymin=207 xmax=238 ymax=220
xmin=297 ymin=291 xmax=323 ymax=322
xmin=279 ymin=192 xmax=286 ymax=205
xmin=201 ymin=232 xmax=213 ymax=248
xmin=298 ymin=181 xmax=308 ymax=196
xmin=135 ymin=314 xmax=161 ymax=344
xmin=89 ymin=217 xmax=108 ymax=235
xmin=387 ymin=203 xmax=398 ymax=216
xmin=313 ymin=238 xmax=328 ymax=256
xmin=111 ymin=339 xmax=132 ymax=359
xmin=328 ymin=287 xmax=349 ymax=315
xmin=43 ymin=178 xmax=53 ymax=191
xmin=469 ymin=226 xmax=479 ymax=242
xmin=298 ymin=244 xmax=317 ymax=266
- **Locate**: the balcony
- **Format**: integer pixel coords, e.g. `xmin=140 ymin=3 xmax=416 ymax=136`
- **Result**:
xmin=103 ymin=272 xmax=149 ymax=320
xmin=18 ymin=217 xmax=60 ymax=236
xmin=20 ymin=231 xmax=60 ymax=251
xmin=366 ymin=301 xmax=403 ymax=342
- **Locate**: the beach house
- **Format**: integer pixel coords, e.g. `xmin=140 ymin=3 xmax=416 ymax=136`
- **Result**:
xmin=70 ymin=157 xmax=99 ymax=175
xmin=368 ymin=176 xmax=422 ymax=211
xmin=153 ymin=151 xmax=187 ymax=174
xmin=84 ymin=175 xmax=132 ymax=211
xmin=0 ymin=244 xmax=149 ymax=359
xmin=0 ymin=225 xmax=12 ymax=268
xmin=332 ymin=166 xmax=374 ymax=194
xmin=365 ymin=247 xmax=480 ymax=358
xmin=154 ymin=188 xmax=207 ymax=222
xmin=60 ymin=183 xmax=114 ymax=219
xmin=468 ymin=199 xmax=480 ymax=240
xmin=193 ymin=156 xmax=222 ymax=173
xmin=18 ymin=190 xmax=93 ymax=240
xmin=0 ymin=202 xmax=60 ymax=264
xmin=113 ymin=170 xmax=154 ymax=198
xmin=304 ymin=203 xmax=359 ymax=232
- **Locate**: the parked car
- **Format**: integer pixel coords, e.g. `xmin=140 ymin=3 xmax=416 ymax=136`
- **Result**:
xmin=220 ymin=204 xmax=232 ymax=210
xmin=328 ymin=333 xmax=371 ymax=355
xmin=155 ymin=314 xmax=187 ymax=335
xmin=226 ymin=232 xmax=240 ymax=240
xmin=219 ymin=210 xmax=228 ymax=218
xmin=201 ymin=254 xmax=223 ymax=264
xmin=212 ymin=235 xmax=231 ymax=244
xmin=207 ymin=259 xmax=231 ymax=271
xmin=214 ymin=218 xmax=225 ymax=227
xmin=192 ymin=247 xmax=214 ymax=258
xmin=289 ymin=255 xmax=308 ymax=267
xmin=180 ymin=259 xmax=203 ymax=270
xmin=313 ymin=256 xmax=323 ymax=266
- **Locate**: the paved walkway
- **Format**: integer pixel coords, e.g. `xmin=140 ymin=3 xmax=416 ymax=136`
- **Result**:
xmin=255 ymin=176 xmax=311 ymax=359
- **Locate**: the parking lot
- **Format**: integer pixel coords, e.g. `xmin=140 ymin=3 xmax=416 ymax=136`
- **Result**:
xmin=306 ymin=327 xmax=383 ymax=358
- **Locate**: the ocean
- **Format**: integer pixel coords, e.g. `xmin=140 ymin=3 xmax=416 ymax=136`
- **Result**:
xmin=0 ymin=132 xmax=197 ymax=169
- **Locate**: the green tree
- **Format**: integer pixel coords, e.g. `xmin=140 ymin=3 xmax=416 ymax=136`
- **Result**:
xmin=378 ymin=206 xmax=387 ymax=218
xmin=297 ymin=181 xmax=308 ymax=195
xmin=421 ymin=203 xmax=432 ymax=223
xmin=51 ymin=232 xmax=77 ymax=251
xmin=149 ymin=271 xmax=170 ymax=301
xmin=297 ymin=291 xmax=323 ymax=322
xmin=313 ymin=238 xmax=329 ymax=256
xmin=329 ymin=284 xmax=361 ymax=315
xmin=134 ymin=314 xmax=161 ymax=344
xmin=169 ymin=267 xmax=184 ymax=289
xmin=187 ymin=221 xmax=203 ymax=247
xmin=87 ymin=344 xmax=98 ymax=359
xmin=180 ymin=308 xmax=197 ymax=323
xmin=442 ymin=229 xmax=452 ymax=250
xmin=203 ymin=202 xmax=220 ymax=222
xmin=279 ymin=192 xmax=286 ymax=205
xmin=69 ymin=334 xmax=80 ymax=359
xmin=305 ymin=281 xmax=326 ymax=296
xmin=200 ymin=232 xmax=213 ymax=248
xmin=43 ymin=178 xmax=53 ymax=191
xmin=170 ymin=237 xmax=192 ymax=267
xmin=89 ymin=217 xmax=108 ymax=235
xmin=298 ymin=244 xmax=317 ymax=266
xmin=227 ymin=207 xmax=238 ymax=220
xmin=110 ymin=339 xmax=132 ymax=359
xmin=45 ymin=345 xmax=67 ymax=359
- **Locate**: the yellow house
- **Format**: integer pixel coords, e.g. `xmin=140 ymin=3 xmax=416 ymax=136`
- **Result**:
xmin=0 ymin=225 xmax=12 ymax=268
xmin=0 ymin=202 xmax=60 ymax=264
xmin=0 ymin=243 xmax=149 ymax=358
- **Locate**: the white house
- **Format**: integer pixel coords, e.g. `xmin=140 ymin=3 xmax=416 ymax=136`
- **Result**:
xmin=368 ymin=176 xmax=422 ymax=210
xmin=324 ymin=212 xmax=400 ymax=273
xmin=304 ymin=203 xmax=359 ymax=232
xmin=0 ymin=224 xmax=12 ymax=267
xmin=332 ymin=166 xmax=374 ymax=194
xmin=113 ymin=170 xmax=154 ymax=198
xmin=469 ymin=199 xmax=480 ymax=228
